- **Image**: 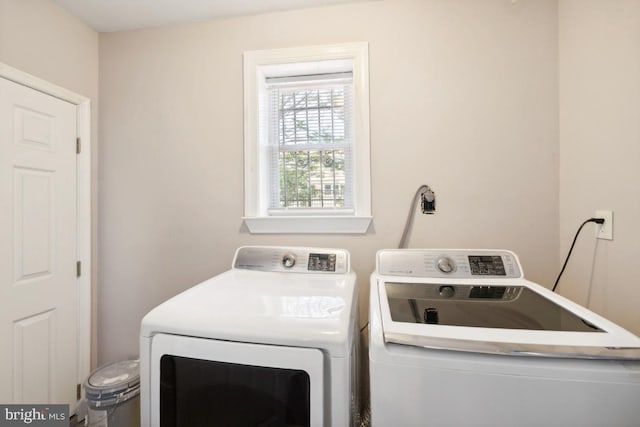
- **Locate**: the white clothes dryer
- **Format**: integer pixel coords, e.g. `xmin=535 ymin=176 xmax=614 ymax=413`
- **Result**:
xmin=140 ymin=246 xmax=359 ymax=427
xmin=369 ymin=249 xmax=640 ymax=427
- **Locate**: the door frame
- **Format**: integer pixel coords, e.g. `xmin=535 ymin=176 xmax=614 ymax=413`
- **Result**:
xmin=0 ymin=61 xmax=92 ymax=401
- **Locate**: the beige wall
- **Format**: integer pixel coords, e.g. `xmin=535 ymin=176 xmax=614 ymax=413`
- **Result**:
xmin=4 ymin=0 xmax=637 ymax=375
xmin=0 ymin=0 xmax=100 ymax=367
xmin=99 ymin=0 xmax=559 ymax=364
xmin=559 ymin=0 xmax=640 ymax=334
xmin=0 ymin=0 xmax=98 ymax=96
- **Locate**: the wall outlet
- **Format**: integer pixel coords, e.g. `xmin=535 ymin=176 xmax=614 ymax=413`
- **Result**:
xmin=595 ymin=210 xmax=613 ymax=240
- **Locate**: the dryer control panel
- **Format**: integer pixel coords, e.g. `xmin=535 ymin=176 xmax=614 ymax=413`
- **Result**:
xmin=377 ymin=249 xmax=522 ymax=279
xmin=233 ymin=246 xmax=350 ymax=274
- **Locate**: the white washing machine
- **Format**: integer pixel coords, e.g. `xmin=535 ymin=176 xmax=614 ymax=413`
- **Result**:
xmin=369 ymin=249 xmax=640 ymax=427
xmin=140 ymin=246 xmax=359 ymax=427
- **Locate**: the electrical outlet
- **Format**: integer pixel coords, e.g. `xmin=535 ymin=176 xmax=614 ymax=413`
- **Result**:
xmin=595 ymin=210 xmax=613 ymax=240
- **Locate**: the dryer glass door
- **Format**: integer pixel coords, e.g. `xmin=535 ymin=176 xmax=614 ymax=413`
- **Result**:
xmin=149 ymin=334 xmax=324 ymax=427
xmin=160 ymin=356 xmax=310 ymax=426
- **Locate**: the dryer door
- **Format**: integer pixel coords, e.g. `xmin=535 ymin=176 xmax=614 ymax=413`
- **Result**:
xmin=149 ymin=334 xmax=324 ymax=427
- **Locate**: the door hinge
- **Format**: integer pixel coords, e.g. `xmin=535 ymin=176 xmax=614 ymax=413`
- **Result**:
xmin=76 ymin=137 xmax=81 ymax=154
xmin=76 ymin=261 xmax=81 ymax=278
xmin=77 ymin=383 xmax=82 ymax=400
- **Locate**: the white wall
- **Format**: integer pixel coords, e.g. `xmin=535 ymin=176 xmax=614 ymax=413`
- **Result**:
xmin=0 ymin=0 xmax=100 ymax=367
xmin=559 ymin=0 xmax=640 ymax=334
xmin=99 ymin=0 xmax=559 ymax=364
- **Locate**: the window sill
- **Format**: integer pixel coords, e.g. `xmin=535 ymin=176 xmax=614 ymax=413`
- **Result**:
xmin=243 ymin=215 xmax=372 ymax=234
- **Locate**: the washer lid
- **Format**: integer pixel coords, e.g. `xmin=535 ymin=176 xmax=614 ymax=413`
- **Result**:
xmin=375 ymin=278 xmax=640 ymax=360
xmin=86 ymin=359 xmax=140 ymax=395
xmin=385 ymin=282 xmax=603 ymax=332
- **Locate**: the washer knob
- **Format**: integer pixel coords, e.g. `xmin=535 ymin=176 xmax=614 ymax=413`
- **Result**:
xmin=437 ymin=257 xmax=455 ymax=273
xmin=282 ymin=253 xmax=296 ymax=269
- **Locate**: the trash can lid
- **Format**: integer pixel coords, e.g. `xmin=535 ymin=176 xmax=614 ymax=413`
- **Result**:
xmin=86 ymin=359 xmax=140 ymax=397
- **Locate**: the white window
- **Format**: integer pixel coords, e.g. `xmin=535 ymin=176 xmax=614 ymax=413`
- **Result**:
xmin=243 ymin=43 xmax=371 ymax=234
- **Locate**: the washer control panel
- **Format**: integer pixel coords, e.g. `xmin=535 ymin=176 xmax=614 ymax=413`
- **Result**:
xmin=377 ymin=249 xmax=522 ymax=279
xmin=233 ymin=246 xmax=349 ymax=274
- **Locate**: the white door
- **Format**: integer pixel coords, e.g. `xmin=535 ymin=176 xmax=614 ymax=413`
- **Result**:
xmin=0 ymin=77 xmax=78 ymax=407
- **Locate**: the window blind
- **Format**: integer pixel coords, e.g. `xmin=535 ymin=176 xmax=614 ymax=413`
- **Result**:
xmin=267 ymin=73 xmax=354 ymax=212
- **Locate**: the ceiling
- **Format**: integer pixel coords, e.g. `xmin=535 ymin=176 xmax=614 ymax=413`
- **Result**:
xmin=51 ymin=0 xmax=372 ymax=33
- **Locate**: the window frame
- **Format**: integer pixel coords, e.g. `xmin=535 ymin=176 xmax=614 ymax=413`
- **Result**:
xmin=243 ymin=43 xmax=372 ymax=234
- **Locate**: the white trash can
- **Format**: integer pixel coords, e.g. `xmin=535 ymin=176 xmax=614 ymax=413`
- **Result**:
xmin=84 ymin=359 xmax=140 ymax=427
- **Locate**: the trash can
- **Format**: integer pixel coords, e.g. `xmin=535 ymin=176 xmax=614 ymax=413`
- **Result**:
xmin=84 ymin=359 xmax=140 ymax=427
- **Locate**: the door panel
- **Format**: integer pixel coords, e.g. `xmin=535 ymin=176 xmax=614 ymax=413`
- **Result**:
xmin=0 ymin=77 xmax=78 ymax=407
xmin=14 ymin=106 xmax=55 ymax=150
xmin=13 ymin=309 xmax=56 ymax=402
xmin=14 ymin=168 xmax=54 ymax=281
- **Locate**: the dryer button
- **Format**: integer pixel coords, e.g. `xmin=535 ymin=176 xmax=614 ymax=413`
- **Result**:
xmin=436 ymin=257 xmax=456 ymax=273
xmin=439 ymin=286 xmax=455 ymax=298
xmin=282 ymin=253 xmax=296 ymax=269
